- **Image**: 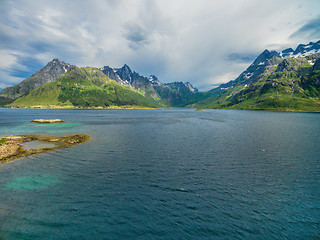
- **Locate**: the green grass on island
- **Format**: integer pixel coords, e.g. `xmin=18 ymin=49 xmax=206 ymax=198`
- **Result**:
xmin=0 ymin=137 xmax=8 ymax=147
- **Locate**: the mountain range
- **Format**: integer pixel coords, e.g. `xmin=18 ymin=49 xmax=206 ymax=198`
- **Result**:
xmin=0 ymin=59 xmax=207 ymax=108
xmin=192 ymin=40 xmax=320 ymax=111
xmin=1 ymin=40 xmax=320 ymax=111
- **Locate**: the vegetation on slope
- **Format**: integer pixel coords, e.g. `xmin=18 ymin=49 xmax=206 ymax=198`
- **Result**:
xmin=10 ymin=66 xmax=165 ymax=108
xmin=5 ymin=48 xmax=320 ymax=111
xmin=192 ymin=53 xmax=320 ymax=112
xmin=0 ymin=97 xmax=14 ymax=107
xmin=0 ymin=59 xmax=70 ymax=99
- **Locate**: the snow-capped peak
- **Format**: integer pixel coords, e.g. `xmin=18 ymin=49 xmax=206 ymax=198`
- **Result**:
xmin=280 ymin=40 xmax=320 ymax=59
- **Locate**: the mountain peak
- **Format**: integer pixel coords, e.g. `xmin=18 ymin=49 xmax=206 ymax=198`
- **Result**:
xmin=149 ymin=75 xmax=161 ymax=85
xmin=0 ymin=58 xmax=71 ymax=99
xmin=280 ymin=40 xmax=320 ymax=58
xmin=122 ymin=64 xmax=131 ymax=71
xmin=184 ymin=82 xmax=198 ymax=93
xmin=113 ymin=64 xmax=133 ymax=84
xmin=253 ymin=49 xmax=279 ymax=65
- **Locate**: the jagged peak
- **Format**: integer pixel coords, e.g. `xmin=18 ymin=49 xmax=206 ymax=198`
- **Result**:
xmin=121 ymin=64 xmax=131 ymax=71
xmin=184 ymin=82 xmax=198 ymax=93
xmin=149 ymin=75 xmax=158 ymax=80
xmin=148 ymin=75 xmax=162 ymax=86
xmin=46 ymin=58 xmax=61 ymax=66
xmin=282 ymin=48 xmax=294 ymax=53
xmin=115 ymin=64 xmax=132 ymax=76
xmin=281 ymin=40 xmax=320 ymax=58
xmin=45 ymin=58 xmax=71 ymax=71
xmin=48 ymin=58 xmax=69 ymax=65
xmin=253 ymin=49 xmax=279 ymax=65
xmin=101 ymin=65 xmax=112 ymax=70
xmin=294 ymin=44 xmax=307 ymax=55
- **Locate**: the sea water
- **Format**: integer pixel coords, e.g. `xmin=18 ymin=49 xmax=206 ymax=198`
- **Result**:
xmin=0 ymin=108 xmax=319 ymax=239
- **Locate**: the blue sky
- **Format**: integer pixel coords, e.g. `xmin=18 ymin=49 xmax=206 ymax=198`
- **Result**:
xmin=0 ymin=0 xmax=320 ymax=91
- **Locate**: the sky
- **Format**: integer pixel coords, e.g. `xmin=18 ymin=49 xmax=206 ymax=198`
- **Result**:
xmin=0 ymin=0 xmax=320 ymax=91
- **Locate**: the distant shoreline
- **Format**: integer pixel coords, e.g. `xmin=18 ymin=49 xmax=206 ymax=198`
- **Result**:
xmin=0 ymin=106 xmax=158 ymax=110
xmin=1 ymin=106 xmax=320 ymax=113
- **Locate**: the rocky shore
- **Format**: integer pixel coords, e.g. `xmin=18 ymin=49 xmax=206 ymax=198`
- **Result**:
xmin=30 ymin=119 xmax=66 ymax=124
xmin=0 ymin=134 xmax=90 ymax=164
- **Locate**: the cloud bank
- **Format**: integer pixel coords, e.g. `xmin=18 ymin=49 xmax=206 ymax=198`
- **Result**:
xmin=1 ymin=0 xmax=320 ymax=90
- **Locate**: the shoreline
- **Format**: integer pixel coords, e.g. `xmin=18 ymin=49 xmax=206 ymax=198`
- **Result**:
xmin=0 ymin=105 xmax=159 ymax=110
xmin=1 ymin=106 xmax=320 ymax=113
xmin=1 ymin=107 xmax=159 ymax=110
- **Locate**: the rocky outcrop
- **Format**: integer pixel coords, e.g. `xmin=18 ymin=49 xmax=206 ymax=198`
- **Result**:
xmin=0 ymin=134 xmax=90 ymax=164
xmin=30 ymin=119 xmax=65 ymax=124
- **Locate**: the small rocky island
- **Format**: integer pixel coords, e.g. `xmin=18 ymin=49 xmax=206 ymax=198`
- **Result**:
xmin=0 ymin=134 xmax=90 ymax=164
xmin=31 ymin=119 xmax=66 ymax=124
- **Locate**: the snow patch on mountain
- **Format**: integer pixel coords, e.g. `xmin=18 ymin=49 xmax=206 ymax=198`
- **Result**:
xmin=280 ymin=41 xmax=320 ymax=59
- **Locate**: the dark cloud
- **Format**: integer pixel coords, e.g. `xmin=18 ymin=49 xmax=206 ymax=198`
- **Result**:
xmin=1 ymin=0 xmax=320 ymax=91
xmin=123 ymin=24 xmax=150 ymax=49
xmin=227 ymin=53 xmax=258 ymax=63
xmin=290 ymin=16 xmax=320 ymax=40
xmin=10 ymin=57 xmax=44 ymax=78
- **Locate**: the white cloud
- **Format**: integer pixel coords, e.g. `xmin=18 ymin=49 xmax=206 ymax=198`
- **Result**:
xmin=0 ymin=50 xmax=20 ymax=70
xmin=0 ymin=0 xmax=320 ymax=90
xmin=0 ymin=70 xmax=24 ymax=88
xmin=0 ymin=49 xmax=27 ymax=71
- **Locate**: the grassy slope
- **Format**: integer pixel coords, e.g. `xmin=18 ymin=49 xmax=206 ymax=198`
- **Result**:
xmin=10 ymin=67 xmax=165 ymax=108
xmin=11 ymin=81 xmax=72 ymax=107
xmin=193 ymin=55 xmax=320 ymax=112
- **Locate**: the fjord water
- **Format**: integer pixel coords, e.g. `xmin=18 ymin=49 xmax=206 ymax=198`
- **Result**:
xmin=0 ymin=109 xmax=319 ymax=239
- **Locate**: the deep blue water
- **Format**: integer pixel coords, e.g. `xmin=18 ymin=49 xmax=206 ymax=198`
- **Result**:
xmin=0 ymin=108 xmax=319 ymax=239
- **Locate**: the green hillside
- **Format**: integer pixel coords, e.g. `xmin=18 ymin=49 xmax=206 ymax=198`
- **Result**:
xmin=10 ymin=66 xmax=165 ymax=108
xmin=4 ymin=41 xmax=320 ymax=111
xmin=192 ymin=53 xmax=320 ymax=112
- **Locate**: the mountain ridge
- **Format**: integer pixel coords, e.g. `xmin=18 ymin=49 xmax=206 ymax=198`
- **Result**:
xmin=0 ymin=59 xmax=71 ymax=99
xmin=2 ymin=40 xmax=320 ymax=111
xmin=192 ymin=40 xmax=320 ymax=111
xmin=0 ymin=60 xmax=202 ymax=108
xmin=9 ymin=66 xmax=165 ymax=108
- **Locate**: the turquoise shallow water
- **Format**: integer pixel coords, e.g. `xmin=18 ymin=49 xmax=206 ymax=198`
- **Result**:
xmin=1 ymin=121 xmax=82 ymax=135
xmin=6 ymin=175 xmax=59 ymax=190
xmin=0 ymin=109 xmax=319 ymax=239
